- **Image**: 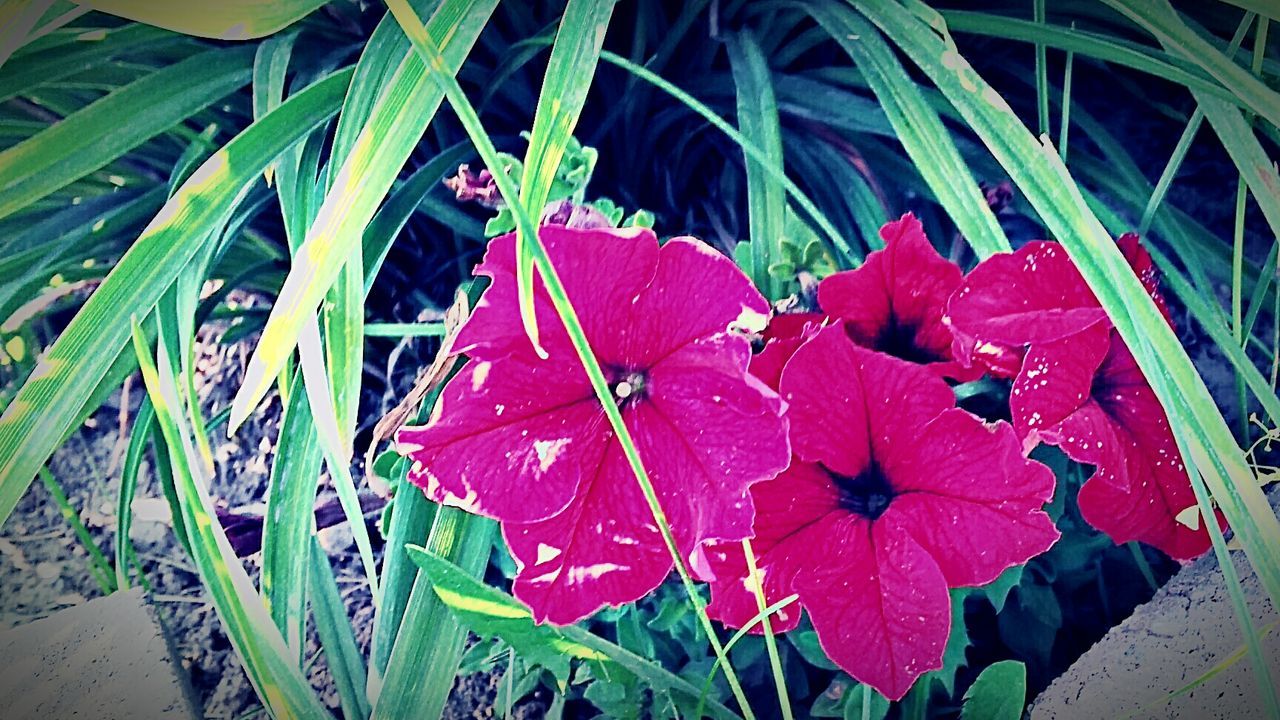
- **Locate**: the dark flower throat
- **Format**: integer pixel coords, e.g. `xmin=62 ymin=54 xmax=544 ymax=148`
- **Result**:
xmin=866 ymin=314 xmax=942 ymax=365
xmin=828 ymin=462 xmax=896 ymax=520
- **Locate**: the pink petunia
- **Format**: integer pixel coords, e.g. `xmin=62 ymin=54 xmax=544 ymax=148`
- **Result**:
xmin=818 ymin=214 xmax=982 ymax=380
xmin=704 ymin=326 xmax=1058 ymax=700
xmin=945 ymin=238 xmax=1213 ymax=560
xmin=396 ymin=225 xmax=791 ymax=624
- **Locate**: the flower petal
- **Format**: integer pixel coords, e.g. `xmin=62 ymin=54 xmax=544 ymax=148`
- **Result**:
xmin=799 ymin=518 xmax=951 ymax=701
xmin=618 ymin=237 xmax=773 ymax=368
xmin=884 ymin=409 xmax=1060 ymax=587
xmin=946 ymin=241 xmax=1109 ymax=371
xmin=704 ymin=461 xmax=842 ymax=633
xmin=818 ymin=214 xmax=970 ymax=377
xmin=750 ymin=313 xmax=826 ymax=391
xmin=1010 ymin=320 xmax=1111 ymax=440
xmin=640 ymin=335 xmax=792 ymax=565
xmin=453 ymin=225 xmax=660 ymax=361
xmin=505 ymin=440 xmax=671 ymax=624
xmin=397 ymin=353 xmax=606 ymax=523
xmin=1045 ymin=341 xmax=1212 ymax=560
xmin=780 ymin=326 xmax=954 ymax=476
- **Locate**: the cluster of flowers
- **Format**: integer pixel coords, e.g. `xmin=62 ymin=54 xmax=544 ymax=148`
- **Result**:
xmin=396 ymin=216 xmax=1212 ymax=700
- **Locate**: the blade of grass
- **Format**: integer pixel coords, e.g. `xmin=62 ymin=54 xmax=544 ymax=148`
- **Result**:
xmin=727 ymin=29 xmax=786 ymax=298
xmin=310 ymin=535 xmax=373 ymax=720
xmin=227 ymin=0 xmax=496 ymax=432
xmin=261 ymin=368 xmax=322 ymax=661
xmin=940 ymin=11 xmax=1236 ymax=104
xmin=74 ymin=0 xmax=328 ymax=40
xmin=0 ymin=23 xmax=181 ymax=105
xmin=742 ymin=538 xmax=792 ymax=720
xmin=857 ymin=0 xmax=1280 ymax=638
xmin=1173 ymin=422 xmax=1280 ymax=720
xmin=116 ymin=394 xmax=153 ymax=589
xmin=0 ymin=45 xmax=256 ymax=221
xmin=1101 ymin=0 xmax=1280 ymax=130
xmin=299 ymin=317 xmax=381 ymax=606
xmin=808 ymin=1 xmax=1010 ymax=259
xmin=695 ymin=593 xmax=801 ymax=720
xmin=361 ymin=142 xmax=472 ymax=295
xmin=1138 ymin=12 xmax=1254 ymax=233
xmin=596 ymin=49 xmax=854 ymax=264
xmin=408 ymin=547 xmax=744 ymax=720
xmin=514 ymin=0 xmax=617 ymax=356
xmin=0 ymin=66 xmax=351 ymax=530
xmin=372 ymin=507 xmax=494 ymax=719
xmin=1058 ymin=31 xmax=1074 ymax=161
xmin=385 ymin=3 xmax=758 ymax=715
xmin=38 ymin=465 xmax=114 ymax=593
xmin=131 ymin=318 xmax=330 ymax=718
xmin=1033 ymin=0 xmax=1048 ymax=136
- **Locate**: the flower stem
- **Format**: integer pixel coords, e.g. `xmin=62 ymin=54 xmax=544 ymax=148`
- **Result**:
xmin=385 ymin=2 xmax=756 ymax=716
xmin=743 ymin=538 xmax=793 ymax=720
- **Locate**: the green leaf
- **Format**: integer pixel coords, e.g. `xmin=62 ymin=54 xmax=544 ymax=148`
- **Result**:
xmin=75 ymin=0 xmax=328 ymax=40
xmin=310 ymin=536 xmax=373 ymax=720
xmin=0 ymin=23 xmax=184 ymax=105
xmin=372 ymin=508 xmax=495 ymax=720
xmin=0 ymin=0 xmax=56 ymax=71
xmin=130 ymin=318 xmax=329 ymax=718
xmin=514 ymin=0 xmax=618 ymax=355
xmin=0 ymin=45 xmax=256 ymax=221
xmin=810 ymin=3 xmax=1010 ymax=259
xmin=115 ymin=395 xmax=153 ymax=589
xmin=407 ymin=547 xmax=740 ymax=720
xmin=843 ymin=685 xmax=890 ymax=720
xmin=228 ymin=0 xmax=497 ymax=431
xmin=960 ymin=660 xmax=1025 ymax=720
xmin=260 ymin=369 xmax=321 ymax=660
xmin=0 ymin=66 xmax=351 ymax=530
xmin=1101 ymin=0 xmax=1280 ymax=130
xmin=727 ymin=29 xmax=787 ymax=298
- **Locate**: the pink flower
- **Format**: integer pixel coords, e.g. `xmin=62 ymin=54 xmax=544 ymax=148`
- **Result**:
xmin=818 ymin=214 xmax=981 ymax=380
xmin=704 ymin=326 xmax=1059 ymax=700
xmin=945 ymin=238 xmax=1213 ymax=560
xmin=396 ymin=226 xmax=790 ymax=623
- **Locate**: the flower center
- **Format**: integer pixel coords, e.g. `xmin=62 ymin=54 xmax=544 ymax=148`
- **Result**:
xmin=865 ymin=314 xmax=942 ymax=365
xmin=828 ymin=462 xmax=896 ymax=520
xmin=609 ymin=369 xmax=648 ymax=407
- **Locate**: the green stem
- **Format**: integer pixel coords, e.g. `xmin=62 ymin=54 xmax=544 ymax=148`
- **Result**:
xmin=743 ymin=538 xmax=793 ymax=720
xmin=1033 ymin=0 xmax=1049 ymax=136
xmin=39 ymin=466 xmax=114 ymax=593
xmin=384 ymin=3 xmax=756 ymax=716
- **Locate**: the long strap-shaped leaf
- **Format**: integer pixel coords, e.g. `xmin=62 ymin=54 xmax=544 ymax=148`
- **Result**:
xmin=810 ymin=2 xmax=1009 ymax=259
xmin=227 ymin=0 xmax=497 ymax=432
xmin=0 ymin=44 xmax=256 ymax=221
xmin=407 ymin=547 xmax=741 ymax=720
xmin=727 ymin=30 xmax=787 ymax=299
xmin=857 ymin=0 xmax=1280 ymax=614
xmin=1100 ymin=0 xmax=1280 ymax=130
xmin=131 ymin=319 xmax=330 ymax=719
xmin=72 ymin=0 xmax=328 ymax=40
xmin=514 ymin=0 xmax=617 ymax=355
xmin=0 ymin=66 xmax=352 ymax=529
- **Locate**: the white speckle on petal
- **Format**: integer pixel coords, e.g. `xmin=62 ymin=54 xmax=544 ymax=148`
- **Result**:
xmin=536 ymin=543 xmax=562 ymax=564
xmin=471 ymin=361 xmax=491 ymax=391
xmin=533 ymin=437 xmax=572 ymax=472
